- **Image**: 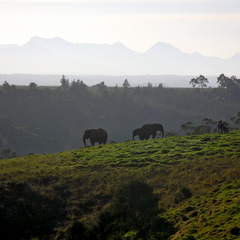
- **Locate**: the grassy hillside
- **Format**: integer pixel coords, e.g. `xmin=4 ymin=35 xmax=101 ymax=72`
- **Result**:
xmin=0 ymin=131 xmax=240 ymax=239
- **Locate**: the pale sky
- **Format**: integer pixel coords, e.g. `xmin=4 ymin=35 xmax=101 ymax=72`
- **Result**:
xmin=1 ymin=0 xmax=240 ymax=58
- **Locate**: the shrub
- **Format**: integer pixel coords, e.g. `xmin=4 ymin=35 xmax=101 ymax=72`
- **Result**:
xmin=66 ymin=221 xmax=88 ymax=240
xmin=174 ymin=186 xmax=192 ymax=204
xmin=96 ymin=180 xmax=175 ymax=239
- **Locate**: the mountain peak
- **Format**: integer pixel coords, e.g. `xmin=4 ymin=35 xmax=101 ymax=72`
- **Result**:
xmin=113 ymin=41 xmax=124 ymax=46
xmin=112 ymin=41 xmax=130 ymax=50
xmin=230 ymin=53 xmax=240 ymax=60
xmin=25 ymin=36 xmax=70 ymax=47
xmin=145 ymin=41 xmax=183 ymax=55
xmin=151 ymin=41 xmax=174 ymax=48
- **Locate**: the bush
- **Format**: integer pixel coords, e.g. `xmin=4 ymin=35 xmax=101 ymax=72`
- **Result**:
xmin=182 ymin=234 xmax=198 ymax=240
xmin=96 ymin=180 xmax=175 ymax=239
xmin=174 ymin=186 xmax=192 ymax=204
xmin=66 ymin=221 xmax=88 ymax=240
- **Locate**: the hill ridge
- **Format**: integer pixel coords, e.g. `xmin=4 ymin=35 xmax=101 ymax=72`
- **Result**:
xmin=1 ymin=36 xmax=240 ymax=75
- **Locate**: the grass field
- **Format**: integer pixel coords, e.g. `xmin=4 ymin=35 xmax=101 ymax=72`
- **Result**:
xmin=0 ymin=131 xmax=239 ymax=239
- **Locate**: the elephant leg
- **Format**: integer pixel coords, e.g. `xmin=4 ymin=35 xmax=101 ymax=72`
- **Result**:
xmin=144 ymin=135 xmax=150 ymax=140
xmin=152 ymin=132 xmax=156 ymax=139
xmin=90 ymin=139 xmax=95 ymax=146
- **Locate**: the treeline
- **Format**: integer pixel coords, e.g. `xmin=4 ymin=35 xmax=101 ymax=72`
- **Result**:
xmin=0 ymin=74 xmax=240 ymax=156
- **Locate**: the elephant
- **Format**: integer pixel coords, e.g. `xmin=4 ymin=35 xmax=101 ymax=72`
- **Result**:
xmin=217 ymin=120 xmax=228 ymax=134
xmin=133 ymin=128 xmax=144 ymax=140
xmin=133 ymin=123 xmax=164 ymax=140
xmin=83 ymin=128 xmax=108 ymax=147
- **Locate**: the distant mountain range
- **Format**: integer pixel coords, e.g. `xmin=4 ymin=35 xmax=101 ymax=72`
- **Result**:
xmin=0 ymin=36 xmax=240 ymax=76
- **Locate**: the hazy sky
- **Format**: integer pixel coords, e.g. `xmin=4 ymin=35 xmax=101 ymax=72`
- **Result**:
xmin=1 ymin=0 xmax=240 ymax=58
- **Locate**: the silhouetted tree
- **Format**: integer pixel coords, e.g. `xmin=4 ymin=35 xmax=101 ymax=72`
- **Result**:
xmin=2 ymin=81 xmax=10 ymax=90
xmin=147 ymin=82 xmax=153 ymax=88
xmin=29 ymin=82 xmax=37 ymax=89
xmin=60 ymin=75 xmax=70 ymax=90
xmin=1 ymin=81 xmax=16 ymax=94
xmin=190 ymin=75 xmax=208 ymax=88
xmin=69 ymin=79 xmax=88 ymax=96
xmin=95 ymin=81 xmax=108 ymax=98
xmin=29 ymin=82 xmax=38 ymax=93
xmin=122 ymin=79 xmax=130 ymax=88
xmin=217 ymin=74 xmax=240 ymax=89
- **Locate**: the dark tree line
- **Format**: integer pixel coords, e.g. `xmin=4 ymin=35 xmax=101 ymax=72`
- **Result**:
xmin=0 ymin=179 xmax=175 ymax=239
xmin=0 ymin=74 xmax=240 ymax=156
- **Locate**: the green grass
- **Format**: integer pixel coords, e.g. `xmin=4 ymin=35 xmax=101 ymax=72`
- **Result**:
xmin=0 ymin=131 xmax=240 ymax=239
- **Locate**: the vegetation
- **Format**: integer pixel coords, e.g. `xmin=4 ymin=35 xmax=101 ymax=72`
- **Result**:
xmin=0 ymin=74 xmax=240 ymax=238
xmin=0 ymin=130 xmax=239 ymax=239
xmin=189 ymin=75 xmax=209 ymax=88
xmin=0 ymin=75 xmax=240 ymax=156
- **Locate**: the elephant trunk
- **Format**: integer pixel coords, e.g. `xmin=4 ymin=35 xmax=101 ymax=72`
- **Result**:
xmin=83 ymin=134 xmax=87 ymax=147
xmin=162 ymin=129 xmax=164 ymax=138
xmin=133 ymin=129 xmax=139 ymax=140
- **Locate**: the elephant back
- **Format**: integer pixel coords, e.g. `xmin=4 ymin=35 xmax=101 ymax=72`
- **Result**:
xmin=97 ymin=128 xmax=108 ymax=139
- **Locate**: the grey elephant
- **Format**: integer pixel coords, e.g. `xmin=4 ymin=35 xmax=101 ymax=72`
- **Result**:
xmin=133 ymin=123 xmax=164 ymax=140
xmin=133 ymin=128 xmax=144 ymax=140
xmin=83 ymin=128 xmax=108 ymax=147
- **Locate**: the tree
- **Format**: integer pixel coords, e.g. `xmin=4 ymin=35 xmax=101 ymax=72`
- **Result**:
xmin=96 ymin=81 xmax=107 ymax=92
xmin=97 ymin=180 xmax=175 ymax=239
xmin=217 ymin=74 xmax=231 ymax=88
xmin=65 ymin=221 xmax=88 ymax=240
xmin=190 ymin=75 xmax=209 ymax=88
xmin=60 ymin=75 xmax=69 ymax=89
xmin=180 ymin=121 xmax=194 ymax=135
xmin=29 ymin=82 xmax=38 ymax=91
xmin=122 ymin=79 xmax=130 ymax=88
xmin=69 ymin=79 xmax=88 ymax=95
xmin=230 ymin=111 xmax=240 ymax=128
xmin=0 ymin=147 xmax=17 ymax=159
xmin=147 ymin=82 xmax=153 ymax=88
xmin=1 ymin=81 xmax=16 ymax=94
xmin=181 ymin=119 xmax=218 ymax=135
xmin=201 ymin=118 xmax=217 ymax=132
xmin=217 ymin=74 xmax=240 ymax=90
xmin=2 ymin=81 xmax=11 ymax=91
xmin=110 ymin=180 xmax=158 ymax=229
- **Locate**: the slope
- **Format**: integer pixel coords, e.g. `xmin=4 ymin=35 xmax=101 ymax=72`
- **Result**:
xmin=0 ymin=131 xmax=239 ymax=239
